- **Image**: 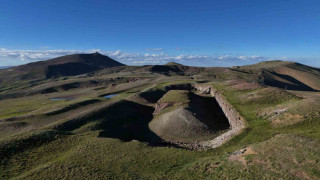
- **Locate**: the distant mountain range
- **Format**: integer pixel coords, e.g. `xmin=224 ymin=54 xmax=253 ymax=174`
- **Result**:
xmin=0 ymin=66 xmax=11 ymax=69
xmin=0 ymin=52 xmax=125 ymax=85
xmin=0 ymin=52 xmax=319 ymax=93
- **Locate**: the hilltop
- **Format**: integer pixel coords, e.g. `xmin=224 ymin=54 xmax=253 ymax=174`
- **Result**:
xmin=204 ymin=60 xmax=320 ymax=91
xmin=164 ymin=62 xmax=184 ymax=66
xmin=0 ymin=52 xmax=125 ymax=86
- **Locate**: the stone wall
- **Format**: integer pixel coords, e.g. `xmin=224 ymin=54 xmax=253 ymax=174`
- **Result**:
xmin=192 ymin=84 xmax=246 ymax=148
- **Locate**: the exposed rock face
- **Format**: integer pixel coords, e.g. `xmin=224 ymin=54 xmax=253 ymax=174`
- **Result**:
xmin=192 ymin=84 xmax=246 ymax=148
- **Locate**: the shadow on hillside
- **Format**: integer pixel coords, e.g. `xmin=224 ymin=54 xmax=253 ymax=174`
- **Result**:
xmin=96 ymin=100 xmax=163 ymax=144
xmin=264 ymin=71 xmax=318 ymax=91
xmin=138 ymin=84 xmax=193 ymax=104
xmin=55 ymin=100 xmax=163 ymax=144
xmin=229 ymin=68 xmax=251 ymax=74
xmin=187 ymin=93 xmax=230 ymax=131
xmin=54 ymin=86 xmax=231 ymax=147
xmin=150 ymin=65 xmax=184 ymax=75
xmin=139 ymin=90 xmax=166 ymax=103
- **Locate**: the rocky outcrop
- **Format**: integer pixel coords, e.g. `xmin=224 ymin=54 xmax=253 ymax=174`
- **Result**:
xmin=192 ymin=84 xmax=246 ymax=149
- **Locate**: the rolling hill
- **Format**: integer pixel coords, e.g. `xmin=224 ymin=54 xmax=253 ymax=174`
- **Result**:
xmin=202 ymin=60 xmax=320 ymax=91
xmin=0 ymin=57 xmax=320 ymax=179
xmin=240 ymin=61 xmax=320 ymax=91
xmin=0 ymin=52 xmax=125 ymax=86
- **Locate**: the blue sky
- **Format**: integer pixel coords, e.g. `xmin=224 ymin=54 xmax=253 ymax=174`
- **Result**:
xmin=1 ymin=0 xmax=320 ymax=67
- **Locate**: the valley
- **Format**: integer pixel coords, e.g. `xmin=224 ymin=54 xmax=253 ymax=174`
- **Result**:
xmin=0 ymin=54 xmax=320 ymax=179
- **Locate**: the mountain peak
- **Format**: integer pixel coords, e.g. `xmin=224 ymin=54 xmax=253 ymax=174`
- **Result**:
xmin=165 ymin=62 xmax=183 ymax=66
xmin=91 ymin=52 xmax=102 ymax=55
xmin=1 ymin=53 xmax=126 ymax=81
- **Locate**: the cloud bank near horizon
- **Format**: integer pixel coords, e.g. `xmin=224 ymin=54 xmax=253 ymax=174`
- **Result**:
xmin=0 ymin=47 xmax=293 ymax=67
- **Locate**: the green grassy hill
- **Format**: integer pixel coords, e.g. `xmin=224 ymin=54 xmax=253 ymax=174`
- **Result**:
xmin=0 ymin=58 xmax=320 ymax=179
xmin=0 ymin=52 xmax=125 ymax=88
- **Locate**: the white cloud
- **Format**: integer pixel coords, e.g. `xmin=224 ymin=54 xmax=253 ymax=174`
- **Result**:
xmin=109 ymin=50 xmax=121 ymax=56
xmin=145 ymin=48 xmax=163 ymax=51
xmin=0 ymin=47 xmax=292 ymax=66
xmin=174 ymin=55 xmax=208 ymax=60
xmin=216 ymin=55 xmax=267 ymax=61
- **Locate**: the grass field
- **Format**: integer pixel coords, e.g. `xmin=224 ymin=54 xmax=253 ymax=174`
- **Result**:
xmin=1 ymin=61 xmax=320 ymax=179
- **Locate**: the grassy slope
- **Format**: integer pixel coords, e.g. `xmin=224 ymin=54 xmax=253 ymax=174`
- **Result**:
xmin=274 ymin=63 xmax=320 ymax=90
xmin=0 ymin=82 xmax=319 ymax=179
xmin=158 ymin=90 xmax=190 ymax=105
xmin=0 ymin=62 xmax=320 ymax=179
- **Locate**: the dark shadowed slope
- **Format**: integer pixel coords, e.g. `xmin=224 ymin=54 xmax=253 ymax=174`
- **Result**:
xmin=45 ymin=52 xmax=125 ymax=78
xmin=149 ymin=63 xmax=203 ymax=76
xmin=209 ymin=60 xmax=320 ymax=91
xmin=254 ymin=61 xmax=320 ymax=91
